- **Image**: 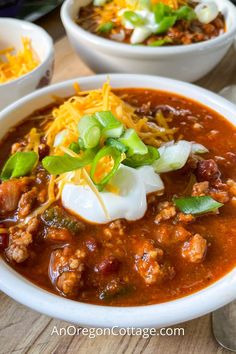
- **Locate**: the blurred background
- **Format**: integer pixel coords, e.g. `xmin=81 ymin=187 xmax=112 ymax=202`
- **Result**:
xmin=0 ymin=0 xmax=64 ymax=21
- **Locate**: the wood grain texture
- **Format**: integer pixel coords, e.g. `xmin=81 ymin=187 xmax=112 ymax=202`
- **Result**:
xmin=1 ymin=33 xmax=236 ymax=354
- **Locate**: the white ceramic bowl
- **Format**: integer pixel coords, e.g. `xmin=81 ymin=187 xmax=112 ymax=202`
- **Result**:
xmin=0 ymin=74 xmax=236 ymax=328
xmin=61 ymin=0 xmax=236 ymax=82
xmin=0 ymin=18 xmax=54 ymax=111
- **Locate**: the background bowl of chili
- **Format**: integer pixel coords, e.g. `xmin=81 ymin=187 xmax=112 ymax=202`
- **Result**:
xmin=61 ymin=0 xmax=236 ymax=82
xmin=1 ymin=74 xmax=236 ymax=328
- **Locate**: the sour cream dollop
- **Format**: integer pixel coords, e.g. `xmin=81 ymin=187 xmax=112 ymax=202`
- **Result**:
xmin=61 ymin=165 xmax=164 ymax=224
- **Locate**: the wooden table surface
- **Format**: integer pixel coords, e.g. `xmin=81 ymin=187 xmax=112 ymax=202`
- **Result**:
xmin=1 ymin=7 xmax=236 ymax=354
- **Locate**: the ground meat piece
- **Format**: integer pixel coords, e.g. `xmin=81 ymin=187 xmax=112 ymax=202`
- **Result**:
xmin=181 ymin=234 xmax=207 ymax=263
xmin=176 ymin=212 xmax=195 ymax=224
xmin=26 ymin=217 xmax=41 ymax=234
xmin=196 ymin=159 xmax=221 ymax=183
xmin=0 ymin=178 xmax=31 ymax=214
xmin=192 ymin=181 xmax=209 ymax=196
xmin=95 ymin=256 xmax=120 ymax=275
xmin=155 ymin=224 xmax=191 ymax=246
xmin=37 ymin=188 xmax=47 ymax=203
xmin=155 ymin=201 xmax=176 ymax=224
xmin=133 ymin=239 xmax=163 ymax=285
xmin=5 ymin=217 xmax=40 ymax=263
xmin=202 ymin=23 xmax=215 ymax=35
xmin=227 ymin=179 xmax=236 ymax=196
xmin=192 ymin=180 xmax=230 ymax=203
xmin=49 ymin=246 xmax=86 ymax=297
xmin=209 ymin=189 xmax=230 ymax=203
xmin=46 ymin=227 xmax=72 ymax=242
xmin=18 ymin=187 xmax=38 ymax=218
xmin=109 ymin=219 xmax=126 ymax=235
xmin=103 ymin=219 xmax=126 ymax=238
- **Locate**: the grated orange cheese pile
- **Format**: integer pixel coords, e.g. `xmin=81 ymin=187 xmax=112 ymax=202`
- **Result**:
xmin=0 ymin=37 xmax=40 ymax=84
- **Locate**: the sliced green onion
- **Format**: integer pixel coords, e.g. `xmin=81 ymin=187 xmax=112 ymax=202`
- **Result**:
xmin=94 ymin=111 xmax=124 ymax=138
xmin=148 ymin=38 xmax=173 ymax=46
xmin=90 ymin=146 xmax=123 ymax=190
xmin=119 ymin=129 xmax=148 ymax=156
xmin=139 ymin=0 xmax=151 ymax=10
xmin=78 ymin=115 xmax=102 ymax=149
xmin=155 ymin=16 xmax=177 ymax=34
xmin=152 ymin=3 xmax=172 ymax=23
xmin=176 ymin=5 xmax=196 ymax=21
xmin=78 ymin=137 xmax=85 ymax=150
xmin=42 ymin=149 xmax=96 ymax=175
xmin=98 ymin=22 xmax=114 ymax=33
xmin=1 ymin=151 xmax=38 ymax=181
xmin=69 ymin=142 xmax=81 ymax=154
xmin=173 ymin=196 xmax=223 ymax=215
xmin=105 ymin=138 xmax=128 ymax=153
xmin=123 ymin=146 xmax=159 ymax=168
xmin=123 ymin=11 xmax=146 ymax=26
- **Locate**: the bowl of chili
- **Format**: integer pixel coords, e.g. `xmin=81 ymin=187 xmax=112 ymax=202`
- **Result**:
xmin=61 ymin=0 xmax=236 ymax=82
xmin=0 ymin=74 xmax=236 ymax=327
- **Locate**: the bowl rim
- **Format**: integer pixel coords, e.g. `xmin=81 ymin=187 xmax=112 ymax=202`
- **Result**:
xmin=1 ymin=73 xmax=236 ymax=328
xmin=0 ymin=17 xmax=54 ymax=88
xmin=61 ymin=0 xmax=236 ymax=57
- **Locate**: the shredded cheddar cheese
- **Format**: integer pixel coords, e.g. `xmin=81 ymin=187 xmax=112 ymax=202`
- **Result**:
xmin=0 ymin=37 xmax=40 ymax=84
xmin=44 ymin=81 xmax=177 ymax=154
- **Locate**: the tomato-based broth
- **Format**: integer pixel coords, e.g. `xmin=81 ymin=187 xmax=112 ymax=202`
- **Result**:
xmin=0 ymin=87 xmax=236 ymax=306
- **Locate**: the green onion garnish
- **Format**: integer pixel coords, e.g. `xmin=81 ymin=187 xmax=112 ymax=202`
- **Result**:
xmin=78 ymin=137 xmax=85 ymax=150
xmin=69 ymin=142 xmax=81 ymax=154
xmin=78 ymin=115 xmax=102 ymax=149
xmin=152 ymin=2 xmax=172 ymax=23
xmin=1 ymin=151 xmax=38 ymax=181
xmin=173 ymin=196 xmax=223 ymax=215
xmin=42 ymin=149 xmax=96 ymax=175
xmin=105 ymin=138 xmax=128 ymax=153
xmin=94 ymin=111 xmax=124 ymax=138
xmin=148 ymin=38 xmax=173 ymax=46
xmin=119 ymin=129 xmax=148 ymax=156
xmin=155 ymin=16 xmax=177 ymax=34
xmin=98 ymin=22 xmax=114 ymax=33
xmin=123 ymin=146 xmax=159 ymax=168
xmin=123 ymin=11 xmax=146 ymax=26
xmin=90 ymin=146 xmax=123 ymax=190
xmin=139 ymin=0 xmax=151 ymax=10
xmin=176 ymin=5 xmax=196 ymax=21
